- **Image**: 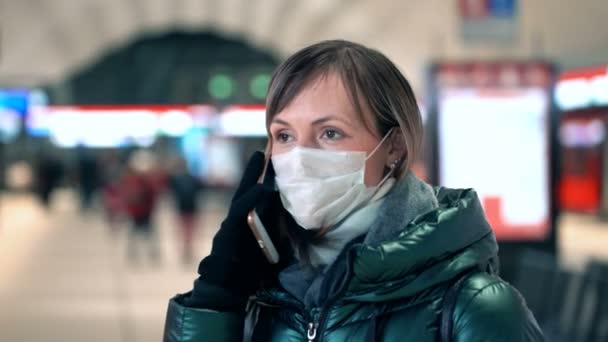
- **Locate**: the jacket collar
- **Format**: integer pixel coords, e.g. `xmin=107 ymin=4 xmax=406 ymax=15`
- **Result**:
xmin=345 ymin=186 xmax=499 ymax=301
xmin=363 ymin=172 xmax=438 ymax=246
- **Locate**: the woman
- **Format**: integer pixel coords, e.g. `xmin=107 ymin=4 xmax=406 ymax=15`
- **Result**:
xmin=163 ymin=40 xmax=544 ymax=341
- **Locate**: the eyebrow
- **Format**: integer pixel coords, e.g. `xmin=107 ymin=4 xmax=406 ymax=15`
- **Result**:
xmin=271 ymin=115 xmax=352 ymax=127
xmin=271 ymin=118 xmax=291 ymax=126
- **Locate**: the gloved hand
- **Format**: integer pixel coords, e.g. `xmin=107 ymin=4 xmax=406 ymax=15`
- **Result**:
xmin=184 ymin=151 xmax=291 ymax=311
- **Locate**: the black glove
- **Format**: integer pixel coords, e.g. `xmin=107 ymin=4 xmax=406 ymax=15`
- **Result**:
xmin=184 ymin=152 xmax=291 ymax=311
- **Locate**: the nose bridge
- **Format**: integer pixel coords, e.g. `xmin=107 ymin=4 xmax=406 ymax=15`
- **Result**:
xmin=297 ymin=130 xmax=320 ymax=149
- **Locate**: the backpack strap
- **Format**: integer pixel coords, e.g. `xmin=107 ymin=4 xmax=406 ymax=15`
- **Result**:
xmin=440 ymin=270 xmax=479 ymax=342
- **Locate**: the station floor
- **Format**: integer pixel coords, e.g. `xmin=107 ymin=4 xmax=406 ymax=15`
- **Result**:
xmin=1 ymin=189 xmax=607 ymax=342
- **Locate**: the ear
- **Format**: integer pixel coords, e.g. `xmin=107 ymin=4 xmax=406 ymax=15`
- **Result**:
xmin=385 ymin=130 xmax=406 ymax=169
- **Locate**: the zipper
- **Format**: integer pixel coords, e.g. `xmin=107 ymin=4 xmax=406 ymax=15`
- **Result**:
xmin=256 ymin=239 xmax=361 ymax=341
xmin=307 ymin=322 xmax=319 ymax=341
xmin=306 ymin=308 xmax=321 ymax=341
xmin=306 ymin=298 xmax=338 ymax=342
xmin=305 ymin=244 xmax=359 ymax=342
xmin=255 ymin=292 xmax=326 ymax=342
xmin=257 ymin=290 xmax=347 ymax=342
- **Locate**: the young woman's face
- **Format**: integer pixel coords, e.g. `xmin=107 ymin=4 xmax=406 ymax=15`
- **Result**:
xmin=269 ymin=73 xmax=396 ymax=186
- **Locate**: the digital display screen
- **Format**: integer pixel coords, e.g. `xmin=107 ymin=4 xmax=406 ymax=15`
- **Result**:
xmin=435 ymin=62 xmax=553 ymax=241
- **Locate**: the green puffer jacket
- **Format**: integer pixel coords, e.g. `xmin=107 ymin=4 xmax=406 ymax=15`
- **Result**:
xmin=164 ymin=188 xmax=544 ymax=341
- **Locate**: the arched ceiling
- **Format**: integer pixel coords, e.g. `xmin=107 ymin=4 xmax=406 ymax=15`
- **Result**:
xmin=2 ymin=0 xmax=608 ymax=93
xmin=0 ymin=0 xmax=407 ymax=87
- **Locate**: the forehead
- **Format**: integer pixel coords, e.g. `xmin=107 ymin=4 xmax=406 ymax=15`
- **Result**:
xmin=280 ymin=73 xmax=349 ymax=113
xmin=273 ymin=72 xmax=377 ymax=131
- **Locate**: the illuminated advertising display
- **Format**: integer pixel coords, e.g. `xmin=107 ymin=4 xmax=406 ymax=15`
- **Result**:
xmin=216 ymin=105 xmax=267 ymax=137
xmin=27 ymin=105 xmax=216 ymax=147
xmin=555 ymin=65 xmax=608 ymax=111
xmin=0 ymin=90 xmax=28 ymax=142
xmin=556 ymin=64 xmax=608 ymax=214
xmin=432 ymin=62 xmax=554 ymax=241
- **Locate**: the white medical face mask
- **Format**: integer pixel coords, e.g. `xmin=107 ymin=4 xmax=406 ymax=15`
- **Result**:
xmin=271 ymin=129 xmax=397 ymax=230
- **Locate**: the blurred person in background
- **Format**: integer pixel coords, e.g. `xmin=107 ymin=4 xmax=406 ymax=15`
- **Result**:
xmin=122 ymin=150 xmax=162 ymax=266
xmin=168 ymin=157 xmax=204 ymax=265
xmin=34 ymin=149 xmax=64 ymax=209
xmin=163 ymin=40 xmax=543 ymax=341
xmin=99 ymin=150 xmax=126 ymax=234
xmin=75 ymin=145 xmax=100 ymax=211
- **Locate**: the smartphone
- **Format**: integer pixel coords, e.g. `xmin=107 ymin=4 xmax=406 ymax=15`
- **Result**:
xmin=246 ymin=145 xmax=280 ymax=264
xmin=247 ymin=210 xmax=280 ymax=264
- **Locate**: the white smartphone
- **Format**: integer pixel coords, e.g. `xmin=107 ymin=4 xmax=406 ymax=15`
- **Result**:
xmin=247 ymin=209 xmax=280 ymax=264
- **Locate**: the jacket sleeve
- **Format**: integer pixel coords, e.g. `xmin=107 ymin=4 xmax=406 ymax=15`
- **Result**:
xmin=452 ymin=275 xmax=545 ymax=342
xmin=163 ymin=293 xmax=244 ymax=342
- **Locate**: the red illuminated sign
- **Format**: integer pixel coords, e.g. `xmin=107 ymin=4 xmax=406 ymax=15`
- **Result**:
xmin=556 ymin=65 xmax=608 ymax=110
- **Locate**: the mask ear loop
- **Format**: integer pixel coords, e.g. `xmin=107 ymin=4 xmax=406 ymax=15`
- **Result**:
xmin=363 ymin=127 xmax=399 ymax=188
xmin=372 ymin=127 xmax=402 ymax=190
xmin=365 ymin=127 xmax=395 ymax=162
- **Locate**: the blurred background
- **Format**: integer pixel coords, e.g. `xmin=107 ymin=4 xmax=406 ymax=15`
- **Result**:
xmin=0 ymin=0 xmax=607 ymax=341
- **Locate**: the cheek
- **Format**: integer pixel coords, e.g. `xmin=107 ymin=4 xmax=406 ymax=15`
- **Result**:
xmin=271 ymin=143 xmax=290 ymax=157
xmin=270 ymin=145 xmax=281 ymax=156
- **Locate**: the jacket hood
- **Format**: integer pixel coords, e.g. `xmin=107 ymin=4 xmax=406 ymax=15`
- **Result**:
xmin=344 ymin=187 xmax=499 ymax=302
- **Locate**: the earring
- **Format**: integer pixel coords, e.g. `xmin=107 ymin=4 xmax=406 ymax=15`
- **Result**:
xmin=390 ymin=159 xmax=400 ymax=169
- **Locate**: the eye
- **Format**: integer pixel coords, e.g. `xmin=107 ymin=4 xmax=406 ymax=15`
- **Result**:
xmin=274 ymin=131 xmax=293 ymax=143
xmin=321 ymin=128 xmax=344 ymax=141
